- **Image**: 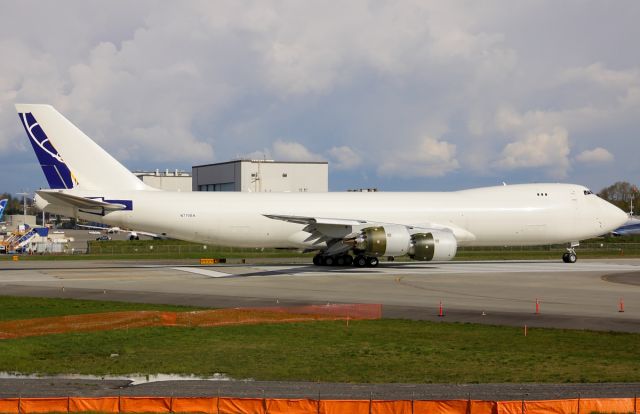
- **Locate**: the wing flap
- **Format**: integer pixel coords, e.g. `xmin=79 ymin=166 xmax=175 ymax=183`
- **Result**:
xmin=263 ymin=214 xmax=367 ymax=226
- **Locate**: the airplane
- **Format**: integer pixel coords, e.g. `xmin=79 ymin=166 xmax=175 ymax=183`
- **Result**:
xmin=16 ymin=104 xmax=628 ymax=266
xmin=0 ymin=199 xmax=7 ymax=223
xmin=0 ymin=199 xmax=7 ymax=231
xmin=611 ymin=217 xmax=640 ymax=236
xmin=77 ymin=223 xmax=160 ymax=240
xmin=77 ymin=224 xmax=122 ymax=234
xmin=609 ymin=197 xmax=640 ymax=236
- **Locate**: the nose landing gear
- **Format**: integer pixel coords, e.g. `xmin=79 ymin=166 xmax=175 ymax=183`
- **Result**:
xmin=562 ymin=242 xmax=579 ymax=263
xmin=562 ymin=251 xmax=577 ymax=263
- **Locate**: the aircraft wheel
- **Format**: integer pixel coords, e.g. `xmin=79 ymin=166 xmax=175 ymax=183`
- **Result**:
xmin=562 ymin=252 xmax=577 ymax=263
xmin=354 ymin=255 xmax=367 ymax=267
xmin=313 ymin=254 xmax=323 ymax=266
xmin=343 ymin=255 xmax=353 ymax=266
xmin=336 ymin=255 xmax=346 ymax=266
xmin=323 ymin=256 xmax=335 ymax=266
xmin=366 ymin=256 xmax=379 ymax=267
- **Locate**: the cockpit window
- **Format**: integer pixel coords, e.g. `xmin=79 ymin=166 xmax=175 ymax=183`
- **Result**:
xmin=583 ymin=189 xmax=593 ymax=195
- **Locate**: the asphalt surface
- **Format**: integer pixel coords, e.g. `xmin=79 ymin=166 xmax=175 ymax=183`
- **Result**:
xmin=1 ymin=378 xmax=640 ymax=400
xmin=1 ymin=258 xmax=639 ymax=331
xmin=1 ymin=258 xmax=639 ymax=399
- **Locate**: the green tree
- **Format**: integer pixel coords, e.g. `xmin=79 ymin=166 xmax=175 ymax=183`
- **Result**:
xmin=0 ymin=193 xmax=24 ymax=216
xmin=598 ymin=181 xmax=639 ymax=214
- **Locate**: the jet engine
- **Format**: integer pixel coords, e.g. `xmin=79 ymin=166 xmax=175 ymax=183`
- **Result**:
xmin=352 ymin=225 xmax=457 ymax=261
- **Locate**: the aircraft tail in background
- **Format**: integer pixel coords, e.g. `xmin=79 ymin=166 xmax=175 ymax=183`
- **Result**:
xmin=0 ymin=199 xmax=7 ymax=222
xmin=15 ymin=104 xmax=151 ymax=192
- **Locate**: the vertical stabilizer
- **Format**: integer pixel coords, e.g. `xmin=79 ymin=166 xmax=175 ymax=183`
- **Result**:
xmin=15 ymin=104 xmax=151 ymax=191
xmin=0 ymin=199 xmax=7 ymax=221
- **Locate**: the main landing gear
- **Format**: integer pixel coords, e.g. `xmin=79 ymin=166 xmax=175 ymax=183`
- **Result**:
xmin=562 ymin=243 xmax=578 ymax=263
xmin=313 ymin=254 xmax=379 ymax=267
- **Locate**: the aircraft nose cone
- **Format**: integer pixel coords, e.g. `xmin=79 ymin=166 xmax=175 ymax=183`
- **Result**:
xmin=603 ymin=201 xmax=629 ymax=231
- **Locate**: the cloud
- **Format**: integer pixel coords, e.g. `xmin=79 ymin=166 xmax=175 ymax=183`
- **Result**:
xmin=575 ymin=147 xmax=614 ymax=164
xmin=1 ymin=2 xmax=639 ymax=193
xmin=327 ymin=146 xmax=362 ymax=170
xmin=272 ymin=140 xmax=323 ymax=162
xmin=496 ymin=127 xmax=570 ymax=178
xmin=378 ymin=137 xmax=459 ymax=177
xmin=562 ymin=63 xmax=639 ymax=89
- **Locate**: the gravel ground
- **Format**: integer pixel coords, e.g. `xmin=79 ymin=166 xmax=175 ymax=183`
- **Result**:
xmin=1 ymin=378 xmax=639 ymax=401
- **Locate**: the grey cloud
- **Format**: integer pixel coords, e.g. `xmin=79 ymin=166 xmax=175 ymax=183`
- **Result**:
xmin=0 ymin=1 xmax=638 ymax=194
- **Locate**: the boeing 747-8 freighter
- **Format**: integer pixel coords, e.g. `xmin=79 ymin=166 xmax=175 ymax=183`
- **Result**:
xmin=16 ymin=104 xmax=627 ymax=266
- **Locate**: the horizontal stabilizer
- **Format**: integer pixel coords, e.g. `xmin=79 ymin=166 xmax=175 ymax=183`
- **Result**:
xmin=36 ymin=191 xmax=126 ymax=211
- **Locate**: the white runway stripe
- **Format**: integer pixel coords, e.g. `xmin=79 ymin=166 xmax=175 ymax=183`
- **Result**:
xmin=168 ymin=261 xmax=639 ymax=278
xmin=172 ymin=267 xmax=232 ymax=278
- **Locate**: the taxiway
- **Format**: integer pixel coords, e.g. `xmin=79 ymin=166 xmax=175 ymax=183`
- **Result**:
xmin=1 ymin=258 xmax=639 ymax=332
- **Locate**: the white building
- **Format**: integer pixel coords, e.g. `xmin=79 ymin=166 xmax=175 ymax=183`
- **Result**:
xmin=192 ymin=160 xmax=328 ymax=192
xmin=134 ymin=169 xmax=192 ymax=192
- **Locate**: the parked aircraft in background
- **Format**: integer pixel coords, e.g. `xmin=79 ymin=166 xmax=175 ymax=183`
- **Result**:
xmin=0 ymin=199 xmax=7 ymax=223
xmin=77 ymin=224 xmax=159 ymax=240
xmin=611 ymin=217 xmax=640 ymax=236
xmin=16 ymin=104 xmax=628 ymax=266
xmin=0 ymin=199 xmax=7 ymax=230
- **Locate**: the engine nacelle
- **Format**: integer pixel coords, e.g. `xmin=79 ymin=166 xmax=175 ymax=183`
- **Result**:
xmin=353 ymin=225 xmax=457 ymax=261
xmin=408 ymin=230 xmax=457 ymax=261
xmin=354 ymin=225 xmax=411 ymax=257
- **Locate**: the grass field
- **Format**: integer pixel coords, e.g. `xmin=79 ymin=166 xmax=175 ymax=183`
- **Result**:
xmin=2 ymin=237 xmax=640 ymax=261
xmin=1 ymin=296 xmax=639 ymax=383
xmin=0 ymin=296 xmax=201 ymax=321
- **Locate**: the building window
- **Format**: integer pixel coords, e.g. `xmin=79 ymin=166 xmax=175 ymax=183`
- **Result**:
xmin=199 ymin=182 xmax=235 ymax=191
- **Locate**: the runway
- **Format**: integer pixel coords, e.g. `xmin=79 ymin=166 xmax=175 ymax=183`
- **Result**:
xmin=1 ymin=259 xmax=639 ymax=332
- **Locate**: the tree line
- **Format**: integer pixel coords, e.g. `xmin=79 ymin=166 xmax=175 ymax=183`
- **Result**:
xmin=0 ymin=193 xmax=30 ymax=216
xmin=598 ymin=181 xmax=639 ymax=215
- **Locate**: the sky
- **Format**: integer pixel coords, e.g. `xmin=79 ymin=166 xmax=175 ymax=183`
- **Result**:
xmin=0 ymin=1 xmax=639 ymax=194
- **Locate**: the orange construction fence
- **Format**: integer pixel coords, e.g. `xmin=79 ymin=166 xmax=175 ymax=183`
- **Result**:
xmin=0 ymin=396 xmax=636 ymax=414
xmin=0 ymin=304 xmax=382 ymax=340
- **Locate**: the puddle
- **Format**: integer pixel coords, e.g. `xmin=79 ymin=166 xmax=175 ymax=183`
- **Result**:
xmin=0 ymin=372 xmax=235 ymax=385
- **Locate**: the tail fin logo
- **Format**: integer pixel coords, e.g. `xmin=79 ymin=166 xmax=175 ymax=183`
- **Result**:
xmin=0 ymin=199 xmax=7 ymax=221
xmin=19 ymin=112 xmax=77 ymax=189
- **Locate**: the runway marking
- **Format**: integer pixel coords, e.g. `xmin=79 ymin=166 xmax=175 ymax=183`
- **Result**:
xmin=253 ymin=261 xmax=639 ymax=277
xmin=172 ymin=267 xmax=232 ymax=278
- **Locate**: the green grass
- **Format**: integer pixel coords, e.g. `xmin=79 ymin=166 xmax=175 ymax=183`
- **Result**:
xmin=0 ymin=296 xmax=639 ymax=383
xmin=1 ymin=321 xmax=639 ymax=383
xmin=3 ymin=237 xmax=640 ymax=261
xmin=0 ymin=296 xmax=202 ymax=321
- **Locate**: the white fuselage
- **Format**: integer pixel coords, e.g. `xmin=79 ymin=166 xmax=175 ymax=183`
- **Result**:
xmin=39 ymin=183 xmax=628 ymax=249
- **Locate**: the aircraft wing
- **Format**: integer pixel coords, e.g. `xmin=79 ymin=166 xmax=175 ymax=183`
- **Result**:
xmin=77 ymin=223 xmax=160 ymax=239
xmin=37 ymin=190 xmax=126 ymax=211
xmin=263 ymin=214 xmax=368 ymax=226
xmin=264 ymin=213 xmax=473 ymax=256
xmin=77 ymin=224 xmax=110 ymax=231
xmin=128 ymin=230 xmax=161 ymax=238
xmin=265 ymin=214 xmax=376 ymax=254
